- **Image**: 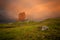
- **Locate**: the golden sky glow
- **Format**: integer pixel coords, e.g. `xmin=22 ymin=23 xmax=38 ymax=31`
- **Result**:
xmin=0 ymin=0 xmax=60 ymax=21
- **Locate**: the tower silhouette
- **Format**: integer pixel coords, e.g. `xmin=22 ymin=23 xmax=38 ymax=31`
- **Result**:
xmin=18 ymin=12 xmax=26 ymax=21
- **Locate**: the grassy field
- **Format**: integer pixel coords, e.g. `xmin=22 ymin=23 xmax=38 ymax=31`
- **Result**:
xmin=0 ymin=18 xmax=60 ymax=40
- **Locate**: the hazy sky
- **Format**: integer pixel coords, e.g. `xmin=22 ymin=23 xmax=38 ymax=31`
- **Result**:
xmin=0 ymin=0 xmax=60 ymax=22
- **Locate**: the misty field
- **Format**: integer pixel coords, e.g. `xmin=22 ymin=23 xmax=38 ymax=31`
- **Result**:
xmin=0 ymin=18 xmax=60 ymax=40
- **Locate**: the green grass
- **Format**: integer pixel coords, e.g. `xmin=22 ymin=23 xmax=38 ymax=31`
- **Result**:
xmin=0 ymin=18 xmax=60 ymax=40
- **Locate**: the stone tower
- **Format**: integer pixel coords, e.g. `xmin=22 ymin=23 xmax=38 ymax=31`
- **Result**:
xmin=18 ymin=12 xmax=26 ymax=21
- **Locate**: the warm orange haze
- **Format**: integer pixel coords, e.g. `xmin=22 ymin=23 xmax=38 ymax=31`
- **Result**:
xmin=0 ymin=0 xmax=60 ymax=40
xmin=0 ymin=0 xmax=60 ymax=22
